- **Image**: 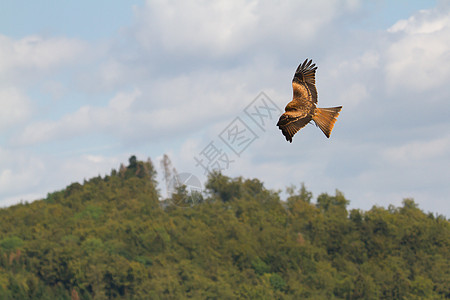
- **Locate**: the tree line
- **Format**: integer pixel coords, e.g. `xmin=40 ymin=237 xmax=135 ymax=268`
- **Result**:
xmin=0 ymin=156 xmax=448 ymax=299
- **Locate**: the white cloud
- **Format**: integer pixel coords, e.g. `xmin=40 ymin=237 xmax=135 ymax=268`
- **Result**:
xmin=388 ymin=9 xmax=449 ymax=34
xmin=97 ymin=59 xmax=128 ymax=89
xmin=331 ymin=51 xmax=381 ymax=75
xmin=0 ymin=148 xmax=45 ymax=201
xmin=0 ymin=87 xmax=32 ymax=130
xmin=0 ymin=34 xmax=87 ymax=79
xmin=385 ymin=8 xmax=450 ymax=92
xmin=59 ymin=154 xmax=123 ymax=182
xmin=382 ymin=135 xmax=450 ymax=164
xmin=0 ymin=150 xmax=125 ymax=207
xmin=133 ymin=0 xmax=360 ymax=58
xmin=337 ymin=83 xmax=369 ymax=108
xmin=14 ymin=89 xmax=141 ymax=145
xmin=14 ymin=57 xmax=285 ymax=147
xmin=42 ymin=80 xmax=66 ymax=100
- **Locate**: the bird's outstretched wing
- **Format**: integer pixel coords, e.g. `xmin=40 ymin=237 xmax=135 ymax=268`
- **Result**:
xmin=292 ymin=58 xmax=318 ymax=104
xmin=276 ymin=112 xmax=312 ymax=143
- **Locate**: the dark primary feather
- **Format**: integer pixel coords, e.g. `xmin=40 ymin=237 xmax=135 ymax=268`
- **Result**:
xmin=292 ymin=58 xmax=318 ymax=103
xmin=277 ymin=113 xmax=312 ymax=143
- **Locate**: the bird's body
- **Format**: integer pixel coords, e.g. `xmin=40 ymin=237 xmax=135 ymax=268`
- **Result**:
xmin=277 ymin=59 xmax=342 ymax=142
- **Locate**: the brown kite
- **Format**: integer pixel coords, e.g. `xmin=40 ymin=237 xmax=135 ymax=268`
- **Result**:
xmin=277 ymin=59 xmax=342 ymax=142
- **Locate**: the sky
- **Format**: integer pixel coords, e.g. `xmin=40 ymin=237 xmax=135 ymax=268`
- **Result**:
xmin=1 ymin=0 xmax=449 ymax=216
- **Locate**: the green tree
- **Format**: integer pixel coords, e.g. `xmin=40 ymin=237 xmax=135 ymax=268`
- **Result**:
xmin=0 ymin=158 xmax=448 ymax=299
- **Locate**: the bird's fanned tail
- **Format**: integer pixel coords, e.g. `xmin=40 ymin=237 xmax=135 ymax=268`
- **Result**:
xmin=312 ymin=106 xmax=342 ymax=138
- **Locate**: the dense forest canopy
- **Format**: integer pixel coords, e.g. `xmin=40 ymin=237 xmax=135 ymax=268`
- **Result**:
xmin=0 ymin=156 xmax=449 ymax=299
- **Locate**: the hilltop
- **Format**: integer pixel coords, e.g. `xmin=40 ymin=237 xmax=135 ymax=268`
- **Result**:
xmin=0 ymin=156 xmax=449 ymax=299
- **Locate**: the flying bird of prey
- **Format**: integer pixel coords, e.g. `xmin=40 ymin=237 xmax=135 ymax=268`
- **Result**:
xmin=277 ymin=59 xmax=342 ymax=142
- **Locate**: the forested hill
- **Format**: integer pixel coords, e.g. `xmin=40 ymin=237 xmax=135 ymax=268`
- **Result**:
xmin=0 ymin=157 xmax=449 ymax=299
